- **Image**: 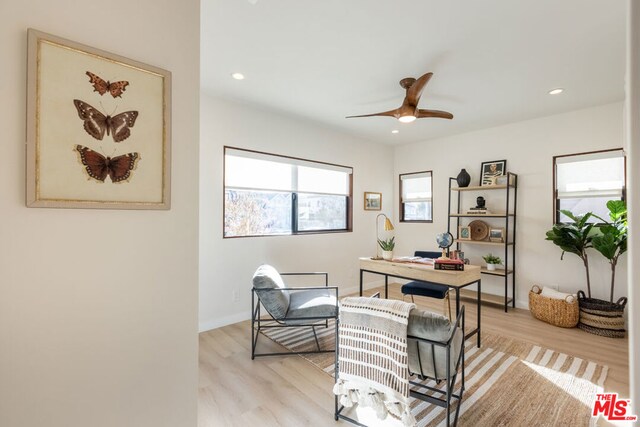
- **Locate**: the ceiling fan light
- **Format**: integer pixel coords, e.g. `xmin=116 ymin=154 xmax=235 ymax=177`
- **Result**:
xmin=398 ymin=115 xmax=416 ymax=123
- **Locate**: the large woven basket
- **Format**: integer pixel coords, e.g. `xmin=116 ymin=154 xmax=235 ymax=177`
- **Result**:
xmin=528 ymin=285 xmax=579 ymax=328
xmin=577 ymin=290 xmax=627 ymax=338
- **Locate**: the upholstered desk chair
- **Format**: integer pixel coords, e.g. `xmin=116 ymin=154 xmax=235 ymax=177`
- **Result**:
xmin=401 ymin=250 xmax=452 ymax=319
xmin=251 ymin=264 xmax=338 ymax=359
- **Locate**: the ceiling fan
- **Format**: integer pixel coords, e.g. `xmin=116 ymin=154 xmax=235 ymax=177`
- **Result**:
xmin=346 ymin=72 xmax=453 ymax=123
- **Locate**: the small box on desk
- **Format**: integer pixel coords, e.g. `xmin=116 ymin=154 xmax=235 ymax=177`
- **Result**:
xmin=434 ymin=259 xmax=465 ymax=271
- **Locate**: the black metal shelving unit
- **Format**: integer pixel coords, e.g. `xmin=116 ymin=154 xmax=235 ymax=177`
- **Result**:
xmin=447 ymin=172 xmax=518 ymax=312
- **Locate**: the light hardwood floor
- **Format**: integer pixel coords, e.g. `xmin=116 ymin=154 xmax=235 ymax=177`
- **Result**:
xmin=198 ymin=285 xmax=629 ymax=426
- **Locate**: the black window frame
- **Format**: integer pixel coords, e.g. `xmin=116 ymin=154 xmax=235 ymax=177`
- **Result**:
xmin=223 ymin=146 xmax=353 ymax=238
xmin=399 ymin=170 xmax=434 ymax=223
xmin=552 ymin=148 xmax=626 ymax=224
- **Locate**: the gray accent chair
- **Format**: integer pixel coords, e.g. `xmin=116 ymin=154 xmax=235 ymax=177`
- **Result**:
xmin=406 ymin=305 xmax=465 ymax=426
xmin=335 ymin=302 xmax=465 ymax=427
xmin=251 ymin=264 xmax=339 ymax=359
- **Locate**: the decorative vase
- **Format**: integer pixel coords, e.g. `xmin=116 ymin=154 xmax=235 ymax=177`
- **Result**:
xmin=382 ymin=250 xmax=393 ymax=261
xmin=486 ymin=263 xmax=496 ymax=271
xmin=456 ymin=169 xmax=471 ymax=187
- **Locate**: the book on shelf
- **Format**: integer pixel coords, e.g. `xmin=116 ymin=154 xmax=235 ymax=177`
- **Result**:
xmin=466 ymin=208 xmax=492 ymax=215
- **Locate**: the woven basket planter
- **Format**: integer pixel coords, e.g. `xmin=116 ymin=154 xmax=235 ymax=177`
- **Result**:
xmin=528 ymin=285 xmax=579 ymax=328
xmin=577 ymin=290 xmax=627 ymax=338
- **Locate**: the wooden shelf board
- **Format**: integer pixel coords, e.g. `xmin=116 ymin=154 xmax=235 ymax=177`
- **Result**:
xmin=451 ymin=184 xmax=514 ymax=191
xmin=459 ymin=289 xmax=513 ymax=306
xmin=480 ymin=267 xmax=514 ymax=276
xmin=450 ymin=213 xmax=514 ymax=217
xmin=455 ymin=239 xmax=513 ymax=246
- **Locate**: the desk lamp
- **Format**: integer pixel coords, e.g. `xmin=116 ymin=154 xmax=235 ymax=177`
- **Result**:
xmin=373 ymin=213 xmax=394 ymax=260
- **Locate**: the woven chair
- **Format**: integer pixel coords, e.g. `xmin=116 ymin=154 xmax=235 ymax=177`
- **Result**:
xmin=251 ymin=264 xmax=339 ymax=359
xmin=401 ymin=250 xmax=452 ymax=319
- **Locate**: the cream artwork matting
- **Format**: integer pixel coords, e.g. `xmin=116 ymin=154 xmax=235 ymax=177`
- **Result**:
xmin=26 ymin=29 xmax=172 ymax=209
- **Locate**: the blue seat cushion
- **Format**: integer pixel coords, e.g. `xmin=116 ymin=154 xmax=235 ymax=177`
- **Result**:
xmin=401 ymin=281 xmax=449 ymax=299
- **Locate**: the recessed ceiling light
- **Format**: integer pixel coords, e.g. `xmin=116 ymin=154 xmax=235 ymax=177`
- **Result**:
xmin=391 ymin=130 xmax=399 ymax=134
xmin=548 ymin=88 xmax=564 ymax=95
xmin=231 ymin=73 xmax=245 ymax=80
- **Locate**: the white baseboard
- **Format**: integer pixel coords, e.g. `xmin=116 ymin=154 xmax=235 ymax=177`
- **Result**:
xmin=198 ymin=280 xmax=525 ymax=333
xmin=341 ymin=279 xmax=385 ymax=296
xmin=199 ymin=312 xmax=251 ymax=333
xmin=199 ymin=280 xmax=385 ymax=333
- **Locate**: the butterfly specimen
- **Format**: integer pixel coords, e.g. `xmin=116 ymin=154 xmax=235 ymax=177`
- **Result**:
xmin=86 ymin=71 xmax=129 ymax=98
xmin=73 ymin=99 xmax=139 ymax=142
xmin=75 ymin=145 xmax=140 ymax=183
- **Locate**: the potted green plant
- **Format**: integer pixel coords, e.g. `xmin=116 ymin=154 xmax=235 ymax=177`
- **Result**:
xmin=545 ymin=210 xmax=595 ymax=298
xmin=377 ymin=237 xmax=395 ymax=261
xmin=546 ymin=203 xmax=628 ymax=338
xmin=482 ymin=254 xmax=502 ymax=271
xmin=592 ymin=200 xmax=628 ymax=303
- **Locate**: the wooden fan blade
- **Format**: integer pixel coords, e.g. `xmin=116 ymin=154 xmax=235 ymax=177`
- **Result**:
xmin=406 ymin=72 xmax=433 ymax=106
xmin=346 ymin=108 xmax=400 ymax=119
xmin=417 ymin=109 xmax=454 ymax=119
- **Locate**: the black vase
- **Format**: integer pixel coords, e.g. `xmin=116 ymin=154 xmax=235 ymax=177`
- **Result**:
xmin=456 ymin=169 xmax=471 ymax=187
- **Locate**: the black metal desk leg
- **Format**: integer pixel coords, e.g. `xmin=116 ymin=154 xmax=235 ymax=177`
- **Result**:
xmin=455 ymin=288 xmax=460 ymax=316
xmin=477 ymin=279 xmax=482 ymax=348
xmin=359 ymin=269 xmax=364 ymax=296
xmin=385 ymin=275 xmax=389 ymax=299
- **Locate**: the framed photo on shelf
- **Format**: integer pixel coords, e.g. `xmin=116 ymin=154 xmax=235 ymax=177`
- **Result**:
xmin=458 ymin=225 xmax=472 ymax=240
xmin=480 ymin=160 xmax=507 ymax=186
xmin=26 ymin=29 xmax=172 ymax=210
xmin=489 ymin=227 xmax=505 ymax=243
xmin=364 ymin=192 xmax=382 ymax=210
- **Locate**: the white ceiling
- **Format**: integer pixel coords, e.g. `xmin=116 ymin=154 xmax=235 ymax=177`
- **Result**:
xmin=201 ymin=0 xmax=625 ymax=145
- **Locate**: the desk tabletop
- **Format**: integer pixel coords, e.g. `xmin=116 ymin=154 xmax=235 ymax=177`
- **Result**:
xmin=359 ymin=257 xmax=481 ymax=287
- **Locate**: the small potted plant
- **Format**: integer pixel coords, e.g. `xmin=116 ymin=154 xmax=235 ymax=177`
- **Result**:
xmin=377 ymin=237 xmax=395 ymax=261
xmin=482 ymin=254 xmax=502 ymax=271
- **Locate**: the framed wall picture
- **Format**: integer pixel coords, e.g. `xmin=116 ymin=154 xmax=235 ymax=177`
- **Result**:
xmin=479 ymin=160 xmax=507 ymax=186
xmin=489 ymin=227 xmax=505 ymax=243
xmin=458 ymin=225 xmax=472 ymax=240
xmin=26 ymin=29 xmax=172 ymax=209
xmin=364 ymin=192 xmax=382 ymax=210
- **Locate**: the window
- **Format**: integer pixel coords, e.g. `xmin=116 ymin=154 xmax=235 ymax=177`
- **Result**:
xmin=224 ymin=147 xmax=352 ymax=237
xmin=400 ymin=171 xmax=433 ymax=222
xmin=553 ymin=149 xmax=625 ymax=223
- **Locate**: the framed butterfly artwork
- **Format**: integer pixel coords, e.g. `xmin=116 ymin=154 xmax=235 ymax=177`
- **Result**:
xmin=26 ymin=29 xmax=172 ymax=210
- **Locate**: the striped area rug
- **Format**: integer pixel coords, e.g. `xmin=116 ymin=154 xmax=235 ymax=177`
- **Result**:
xmin=261 ymin=322 xmax=608 ymax=426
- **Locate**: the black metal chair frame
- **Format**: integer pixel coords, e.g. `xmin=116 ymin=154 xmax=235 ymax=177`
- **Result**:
xmin=251 ymin=272 xmax=339 ymax=359
xmin=335 ymin=306 xmax=466 ymax=427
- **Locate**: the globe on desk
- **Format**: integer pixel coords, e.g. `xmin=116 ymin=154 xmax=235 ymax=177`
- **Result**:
xmin=436 ymin=232 xmax=454 ymax=259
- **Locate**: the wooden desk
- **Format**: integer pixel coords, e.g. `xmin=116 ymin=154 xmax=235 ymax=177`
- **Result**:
xmin=359 ymin=257 xmax=482 ymax=347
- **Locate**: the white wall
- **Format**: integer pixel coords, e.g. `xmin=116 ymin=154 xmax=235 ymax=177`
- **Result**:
xmin=626 ymin=0 xmax=639 ymax=412
xmin=394 ymin=103 xmax=626 ymax=307
xmin=0 ymin=2 xmax=200 ymax=427
xmin=199 ymin=95 xmax=394 ymax=331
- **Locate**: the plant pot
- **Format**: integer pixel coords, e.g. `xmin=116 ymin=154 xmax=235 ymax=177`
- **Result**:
xmin=382 ymin=250 xmax=393 ymax=261
xmin=486 ymin=263 xmax=497 ymax=271
xmin=577 ymin=291 xmax=627 ymax=338
xmin=456 ymin=169 xmax=471 ymax=188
